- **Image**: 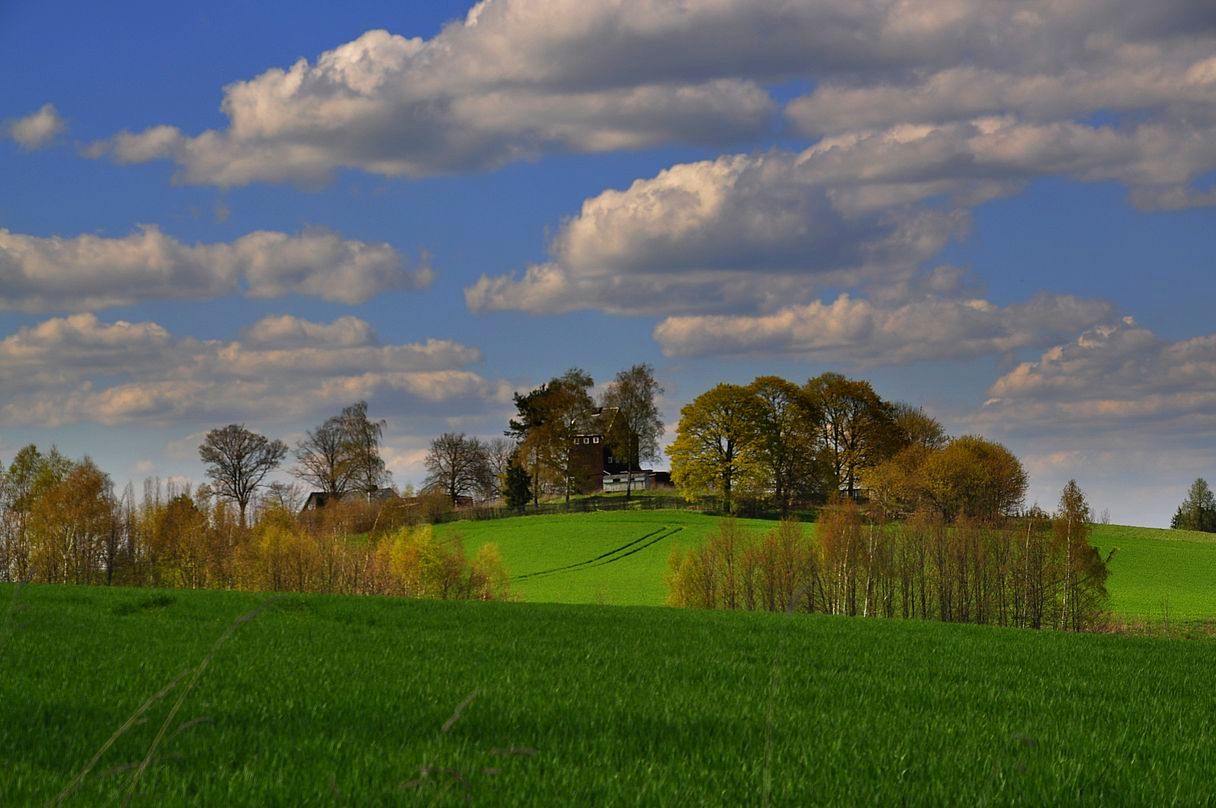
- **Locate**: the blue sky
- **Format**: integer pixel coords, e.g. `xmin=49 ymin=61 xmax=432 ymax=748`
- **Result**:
xmin=2 ymin=1 xmax=1215 ymax=525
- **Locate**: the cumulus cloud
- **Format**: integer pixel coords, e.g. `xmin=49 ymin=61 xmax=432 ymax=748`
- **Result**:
xmin=653 ymin=291 xmax=1116 ymax=365
xmin=466 ymin=109 xmax=1216 ymax=319
xmin=465 ymin=148 xmax=967 ymax=316
xmin=85 ymin=16 xmax=777 ymax=185
xmin=961 ymin=315 xmax=1216 ymax=523
xmin=85 ymin=0 xmax=1216 ymax=189
xmin=5 ymin=103 xmax=66 ymax=149
xmin=0 ymin=226 xmax=432 ymax=311
xmin=978 ymin=318 xmax=1216 ymax=444
xmin=0 ymin=313 xmax=509 ymax=426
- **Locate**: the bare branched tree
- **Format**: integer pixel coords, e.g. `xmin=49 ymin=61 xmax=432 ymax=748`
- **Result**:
xmin=198 ymin=425 xmax=287 ymax=527
xmin=424 ymin=433 xmax=491 ymax=506
xmin=291 ymin=415 xmax=355 ymax=496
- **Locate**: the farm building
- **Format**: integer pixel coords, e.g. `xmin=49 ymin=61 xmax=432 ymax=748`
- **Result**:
xmin=301 ymin=487 xmax=398 ymax=511
xmin=570 ymin=408 xmax=669 ymax=494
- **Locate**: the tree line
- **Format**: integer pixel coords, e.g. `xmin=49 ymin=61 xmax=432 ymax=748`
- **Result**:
xmin=669 ymin=373 xmax=1026 ymax=520
xmin=0 ymin=420 xmax=508 ymax=600
xmin=668 ymin=480 xmax=1109 ymax=631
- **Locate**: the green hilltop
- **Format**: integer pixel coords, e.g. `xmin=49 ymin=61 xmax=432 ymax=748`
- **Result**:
xmin=439 ymin=510 xmax=1216 ymax=622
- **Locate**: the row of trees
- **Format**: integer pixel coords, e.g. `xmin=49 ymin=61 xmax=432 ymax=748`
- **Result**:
xmin=194 ymin=401 xmax=392 ymax=527
xmin=669 ymin=373 xmax=1024 ymax=518
xmin=0 ymin=448 xmax=509 ymax=598
xmin=668 ymin=481 xmax=1108 ymax=631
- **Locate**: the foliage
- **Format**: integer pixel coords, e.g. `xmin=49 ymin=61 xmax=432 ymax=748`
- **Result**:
xmin=666 ymin=483 xmax=1108 ymax=631
xmin=27 ymin=458 xmax=115 ymax=586
xmin=804 ymin=372 xmax=898 ymax=497
xmin=503 ymin=462 xmax=532 ymax=511
xmin=746 ymin=376 xmax=822 ymax=515
xmin=510 ymin=368 xmax=597 ymax=505
xmin=668 ymin=383 xmax=764 ymax=513
xmin=600 ymin=363 xmax=665 ymax=498
xmin=870 ymin=435 xmax=1028 ymax=521
xmin=1171 ymin=478 xmax=1216 ymax=532
xmin=336 ymin=400 xmax=392 ymax=494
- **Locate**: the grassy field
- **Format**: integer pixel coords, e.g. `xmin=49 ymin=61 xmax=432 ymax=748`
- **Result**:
xmin=437 ymin=510 xmax=774 ymax=606
xmin=4 ymin=583 xmax=1216 ymax=805
xmin=437 ymin=511 xmax=1216 ymax=620
xmin=1090 ymin=524 xmax=1216 ymax=621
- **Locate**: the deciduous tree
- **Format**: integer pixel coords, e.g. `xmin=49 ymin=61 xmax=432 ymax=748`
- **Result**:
xmin=515 ymin=369 xmax=596 ymax=506
xmin=339 ymin=401 xmax=392 ymax=495
xmin=804 ymin=373 xmax=897 ymax=498
xmin=668 ymin=383 xmax=763 ymax=514
xmin=424 ymin=433 xmax=492 ymax=506
xmin=198 ymin=425 xmax=288 ymax=527
xmin=291 ymin=413 xmax=356 ymax=496
xmin=747 ymin=376 xmax=821 ymax=515
xmin=601 ymin=364 xmax=665 ymax=499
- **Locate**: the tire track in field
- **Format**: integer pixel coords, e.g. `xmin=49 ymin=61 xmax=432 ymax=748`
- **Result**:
xmin=512 ymin=526 xmax=684 ymax=582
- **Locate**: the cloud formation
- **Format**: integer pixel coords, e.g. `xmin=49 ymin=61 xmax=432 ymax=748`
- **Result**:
xmin=466 ymin=110 xmax=1215 ymax=322
xmin=980 ymin=318 xmax=1216 ymax=443
xmin=0 ymin=226 xmax=432 ymax=311
xmin=0 ymin=313 xmax=508 ymax=426
xmin=653 ymin=292 xmax=1116 ymax=365
xmin=85 ymin=0 xmax=1216 ymax=189
xmin=5 ymin=104 xmax=66 ymax=149
xmin=465 ymin=147 xmax=968 ymax=316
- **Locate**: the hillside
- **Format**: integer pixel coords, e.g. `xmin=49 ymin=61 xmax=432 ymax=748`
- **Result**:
xmin=439 ymin=510 xmax=1216 ymax=621
xmin=1089 ymin=524 xmax=1216 ymax=621
xmin=3 ymin=584 xmax=1214 ymax=805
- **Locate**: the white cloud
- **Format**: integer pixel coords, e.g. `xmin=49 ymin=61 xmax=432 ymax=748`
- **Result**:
xmin=465 ymin=149 xmax=966 ymax=316
xmin=978 ymin=317 xmax=1216 ymax=444
xmin=86 ymin=20 xmax=775 ymax=185
xmin=0 ymin=313 xmax=509 ymax=426
xmin=653 ymin=291 xmax=1116 ymax=365
xmin=84 ymin=1 xmax=1216 ymax=190
xmin=466 ymin=111 xmax=1216 ymax=318
xmin=5 ymin=104 xmax=66 ymax=149
xmin=961 ymin=316 xmax=1216 ymax=525
xmin=0 ymin=226 xmax=432 ymax=311
xmin=241 ymin=314 xmax=376 ymax=348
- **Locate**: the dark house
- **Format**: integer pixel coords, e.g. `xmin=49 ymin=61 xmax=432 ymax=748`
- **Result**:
xmin=570 ymin=407 xmax=661 ymax=494
xmin=301 ymin=487 xmax=398 ymax=512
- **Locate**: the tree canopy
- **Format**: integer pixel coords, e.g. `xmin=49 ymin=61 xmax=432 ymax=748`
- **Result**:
xmin=1171 ymin=478 xmax=1216 ymax=532
xmin=601 ymin=363 xmax=664 ymax=499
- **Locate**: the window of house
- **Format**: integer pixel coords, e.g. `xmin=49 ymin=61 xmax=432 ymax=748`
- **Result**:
xmin=593 ymin=437 xmax=600 ymax=443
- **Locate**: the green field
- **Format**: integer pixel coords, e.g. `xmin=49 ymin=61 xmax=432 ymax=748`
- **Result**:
xmin=438 ymin=510 xmax=772 ymax=605
xmin=4 ymin=584 xmax=1216 ymax=805
xmin=439 ymin=511 xmax=1216 ymax=620
xmin=1090 ymin=524 xmax=1216 ymax=621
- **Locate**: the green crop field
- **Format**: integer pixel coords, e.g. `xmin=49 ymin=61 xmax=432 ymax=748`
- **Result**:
xmin=3 ymin=584 xmax=1215 ymax=805
xmin=437 ymin=510 xmax=774 ymax=606
xmin=1090 ymin=524 xmax=1216 ymax=621
xmin=438 ymin=510 xmax=1216 ymax=621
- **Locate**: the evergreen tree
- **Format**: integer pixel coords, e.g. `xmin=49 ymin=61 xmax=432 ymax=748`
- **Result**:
xmin=1171 ymin=478 xmax=1216 ymax=532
